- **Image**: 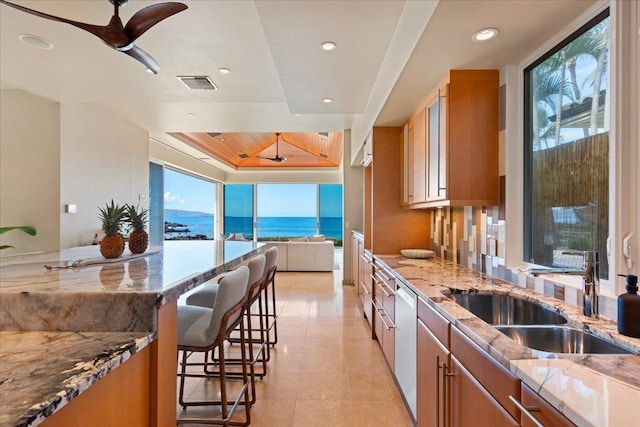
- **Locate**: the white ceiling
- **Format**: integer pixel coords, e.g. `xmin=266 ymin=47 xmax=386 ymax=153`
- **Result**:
xmin=0 ymin=0 xmax=597 ymax=167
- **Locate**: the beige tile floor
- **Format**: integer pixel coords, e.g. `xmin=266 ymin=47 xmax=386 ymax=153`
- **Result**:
xmin=176 ymin=260 xmax=414 ymax=426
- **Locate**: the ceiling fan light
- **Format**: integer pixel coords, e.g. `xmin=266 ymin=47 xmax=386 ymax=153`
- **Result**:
xmin=18 ymin=34 xmax=53 ymax=49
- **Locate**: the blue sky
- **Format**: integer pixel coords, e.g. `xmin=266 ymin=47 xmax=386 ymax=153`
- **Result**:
xmin=257 ymin=184 xmax=316 ymax=217
xmin=164 ymin=169 xmax=215 ymax=214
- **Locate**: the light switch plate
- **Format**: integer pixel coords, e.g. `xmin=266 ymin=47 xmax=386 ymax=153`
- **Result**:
xmin=65 ymin=204 xmax=77 ymax=214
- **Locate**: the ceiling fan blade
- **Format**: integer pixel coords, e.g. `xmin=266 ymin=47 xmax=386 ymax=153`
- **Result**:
xmin=0 ymin=0 xmax=128 ymax=47
xmin=122 ymin=45 xmax=159 ymax=74
xmin=124 ymin=2 xmax=188 ymax=42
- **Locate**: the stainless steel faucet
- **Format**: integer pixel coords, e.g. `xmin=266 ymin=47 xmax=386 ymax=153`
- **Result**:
xmin=528 ymin=251 xmax=599 ymax=317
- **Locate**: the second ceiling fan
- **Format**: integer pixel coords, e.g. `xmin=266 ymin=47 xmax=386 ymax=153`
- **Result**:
xmin=258 ymin=133 xmax=289 ymax=163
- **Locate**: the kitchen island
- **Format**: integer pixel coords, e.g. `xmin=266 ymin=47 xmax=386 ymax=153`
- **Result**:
xmin=0 ymin=240 xmax=264 ymax=427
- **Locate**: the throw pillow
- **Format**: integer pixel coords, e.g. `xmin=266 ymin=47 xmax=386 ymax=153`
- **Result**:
xmin=308 ymin=235 xmax=325 ymax=242
xmin=289 ymin=237 xmax=307 ymax=242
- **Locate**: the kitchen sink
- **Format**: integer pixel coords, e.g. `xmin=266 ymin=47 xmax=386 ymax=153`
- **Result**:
xmin=449 ymin=293 xmax=567 ymax=325
xmin=495 ymin=326 xmax=634 ymax=354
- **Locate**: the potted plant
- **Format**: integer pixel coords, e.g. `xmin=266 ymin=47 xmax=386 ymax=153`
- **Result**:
xmin=98 ymin=200 xmax=126 ymax=258
xmin=0 ymin=226 xmax=36 ymax=250
xmin=125 ymin=204 xmax=149 ymax=254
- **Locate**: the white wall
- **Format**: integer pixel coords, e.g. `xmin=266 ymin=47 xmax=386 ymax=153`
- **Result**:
xmin=149 ymin=140 xmax=227 ymax=183
xmin=342 ymin=129 xmax=364 ymax=284
xmin=59 ymin=104 xmax=149 ymax=248
xmin=0 ymin=89 xmax=61 ymax=254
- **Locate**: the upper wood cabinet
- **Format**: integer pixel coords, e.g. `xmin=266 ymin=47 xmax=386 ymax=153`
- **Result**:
xmin=404 ymin=70 xmax=499 ymax=209
xmin=403 ymin=109 xmax=427 ymax=205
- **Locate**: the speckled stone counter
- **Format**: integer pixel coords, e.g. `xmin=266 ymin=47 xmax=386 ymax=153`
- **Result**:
xmin=375 ymin=254 xmax=640 ymax=427
xmin=0 ymin=240 xmax=264 ymax=332
xmin=0 ymin=331 xmax=153 ymax=427
xmin=0 ymin=240 xmax=264 ymax=426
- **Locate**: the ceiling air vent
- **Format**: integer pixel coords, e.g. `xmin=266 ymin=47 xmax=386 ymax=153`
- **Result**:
xmin=178 ymin=76 xmax=219 ymax=90
xmin=207 ymin=132 xmax=222 ymax=138
xmin=238 ymin=153 xmax=249 ymax=159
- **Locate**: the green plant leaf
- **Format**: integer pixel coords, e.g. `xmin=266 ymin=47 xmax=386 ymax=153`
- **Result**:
xmin=0 ymin=226 xmax=37 ymax=236
xmin=0 ymin=245 xmax=14 ymax=250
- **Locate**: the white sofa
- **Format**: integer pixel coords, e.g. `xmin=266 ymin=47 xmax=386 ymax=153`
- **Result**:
xmin=264 ymin=241 xmax=335 ymax=272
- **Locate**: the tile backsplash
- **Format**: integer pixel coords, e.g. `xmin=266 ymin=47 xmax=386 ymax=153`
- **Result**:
xmin=428 ymin=175 xmax=618 ymax=320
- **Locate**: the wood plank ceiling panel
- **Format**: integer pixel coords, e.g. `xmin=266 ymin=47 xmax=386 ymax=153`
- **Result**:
xmin=168 ymin=132 xmax=343 ymax=169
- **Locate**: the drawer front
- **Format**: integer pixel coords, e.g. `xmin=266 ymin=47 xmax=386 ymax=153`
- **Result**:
xmin=521 ymin=383 xmax=576 ymax=427
xmin=417 ymin=297 xmax=450 ymax=348
xmin=450 ymin=356 xmax=519 ymax=427
xmin=372 ymin=264 xmax=396 ymax=318
xmin=450 ymin=326 xmax=520 ymax=420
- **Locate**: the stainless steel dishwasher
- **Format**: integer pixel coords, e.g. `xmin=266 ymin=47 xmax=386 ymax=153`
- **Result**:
xmin=394 ymin=279 xmax=417 ymax=420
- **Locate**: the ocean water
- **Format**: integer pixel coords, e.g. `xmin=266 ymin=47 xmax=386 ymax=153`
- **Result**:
xmin=165 ymin=212 xmax=215 ymax=239
xmin=226 ymin=216 xmax=342 ymax=239
xmin=165 ymin=211 xmax=342 ymax=240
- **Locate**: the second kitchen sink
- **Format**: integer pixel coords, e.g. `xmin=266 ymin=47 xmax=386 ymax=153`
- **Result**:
xmin=496 ymin=326 xmax=633 ymax=354
xmin=449 ymin=293 xmax=567 ymax=325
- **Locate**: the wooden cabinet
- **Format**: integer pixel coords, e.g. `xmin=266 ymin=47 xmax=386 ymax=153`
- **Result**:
xmin=405 ymin=109 xmax=427 ymax=204
xmin=449 ymin=356 xmax=519 ymax=427
xmin=427 ymin=86 xmax=447 ymax=200
xmin=520 ymin=383 xmax=576 ymax=427
xmin=412 ymin=296 xmax=578 ymax=427
xmin=450 ymin=326 xmax=520 ymax=422
xmin=360 ymin=250 xmax=374 ymax=331
xmin=403 ymin=69 xmax=499 ymax=209
xmin=373 ymin=260 xmax=396 ymax=370
xmin=417 ymin=317 xmax=449 ymax=427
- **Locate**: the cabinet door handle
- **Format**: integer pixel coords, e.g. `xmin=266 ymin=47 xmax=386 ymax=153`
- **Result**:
xmin=378 ymin=310 xmax=396 ymax=330
xmin=435 ymin=356 xmax=441 ymax=427
xmin=360 ymin=282 xmax=370 ymax=295
xmin=442 ymin=361 xmax=450 ymax=427
xmin=508 ymin=395 xmax=543 ymax=427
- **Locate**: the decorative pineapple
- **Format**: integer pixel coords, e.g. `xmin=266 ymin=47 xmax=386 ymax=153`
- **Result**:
xmin=125 ymin=204 xmax=149 ymax=254
xmin=98 ymin=200 xmax=126 ymax=258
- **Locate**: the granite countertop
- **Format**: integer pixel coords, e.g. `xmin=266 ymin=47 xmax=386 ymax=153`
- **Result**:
xmin=0 ymin=331 xmax=153 ymax=427
xmin=0 ymin=240 xmax=264 ymax=426
xmin=0 ymin=240 xmax=264 ymax=332
xmin=375 ymin=254 xmax=640 ymax=427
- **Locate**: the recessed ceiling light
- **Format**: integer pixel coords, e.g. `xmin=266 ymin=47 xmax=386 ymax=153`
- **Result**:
xmin=321 ymin=41 xmax=337 ymax=51
xmin=186 ymin=112 xmax=196 ymax=116
xmin=472 ymin=28 xmax=499 ymax=42
xmin=19 ymin=34 xmax=53 ymax=49
xmin=294 ymin=114 xmax=302 ymax=117
xmin=218 ymin=68 xmax=231 ymax=74
xmin=322 ymin=98 xmax=333 ymax=103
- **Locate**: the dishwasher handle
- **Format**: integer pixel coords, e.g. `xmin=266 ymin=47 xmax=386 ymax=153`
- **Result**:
xmin=396 ymin=286 xmax=415 ymax=308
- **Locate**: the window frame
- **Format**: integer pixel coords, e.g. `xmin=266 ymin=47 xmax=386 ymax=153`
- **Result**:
xmin=522 ymin=8 xmax=611 ymax=273
xmin=505 ymin=0 xmax=639 ymax=297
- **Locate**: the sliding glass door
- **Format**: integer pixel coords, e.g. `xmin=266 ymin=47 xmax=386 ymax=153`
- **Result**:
xmin=224 ymin=184 xmax=254 ymax=239
xmin=319 ymin=184 xmax=343 ymax=241
xmin=256 ymin=184 xmax=317 ymax=239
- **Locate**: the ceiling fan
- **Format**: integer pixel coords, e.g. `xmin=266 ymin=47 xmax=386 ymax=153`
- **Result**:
xmin=0 ymin=0 xmax=188 ymax=74
xmin=258 ymin=133 xmax=288 ymax=163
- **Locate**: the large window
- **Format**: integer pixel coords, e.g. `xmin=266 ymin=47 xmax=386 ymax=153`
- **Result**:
xmin=319 ymin=184 xmax=343 ymax=241
xmin=222 ymin=183 xmax=344 ymax=245
xmin=163 ymin=168 xmax=216 ymax=240
xmin=257 ymin=183 xmax=318 ymax=239
xmin=224 ymin=184 xmax=254 ymax=239
xmin=524 ymin=10 xmax=610 ymax=277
